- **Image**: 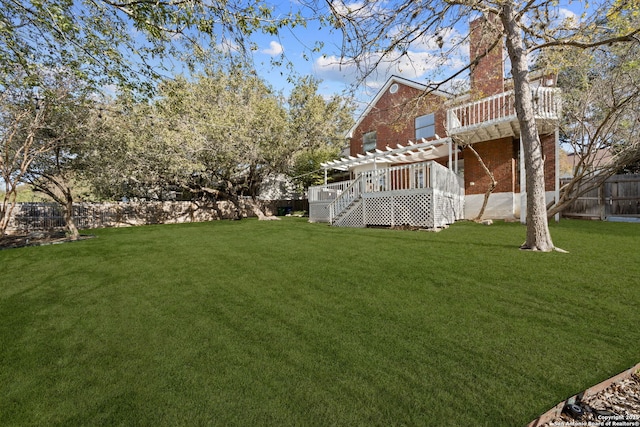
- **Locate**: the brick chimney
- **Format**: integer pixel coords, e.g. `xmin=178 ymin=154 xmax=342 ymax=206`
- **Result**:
xmin=469 ymin=14 xmax=504 ymax=97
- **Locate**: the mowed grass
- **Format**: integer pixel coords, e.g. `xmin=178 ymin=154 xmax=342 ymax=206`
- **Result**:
xmin=1 ymin=218 xmax=638 ymax=426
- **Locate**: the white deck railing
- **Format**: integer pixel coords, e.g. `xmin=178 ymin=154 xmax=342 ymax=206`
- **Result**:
xmin=308 ymin=181 xmax=354 ymax=202
xmin=447 ymin=87 xmax=561 ymax=132
xmin=360 ymin=162 xmax=432 ymax=193
xmin=327 ymin=162 xmax=458 ymax=223
xmin=309 ymin=161 xmax=464 ymax=226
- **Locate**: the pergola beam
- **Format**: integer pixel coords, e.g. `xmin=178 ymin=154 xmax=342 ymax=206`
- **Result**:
xmin=321 ymin=137 xmax=453 ymax=171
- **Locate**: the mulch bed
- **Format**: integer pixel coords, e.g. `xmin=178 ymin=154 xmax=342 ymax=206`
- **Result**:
xmin=529 ymin=364 xmax=640 ymax=426
xmin=0 ymin=231 xmax=95 ymax=250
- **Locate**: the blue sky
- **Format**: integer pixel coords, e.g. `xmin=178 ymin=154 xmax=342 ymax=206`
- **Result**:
xmin=249 ymin=13 xmax=466 ymax=103
xmin=117 ymin=0 xmax=587 ymax=110
xmin=248 ymin=15 xmax=466 ymax=110
xmin=242 ymin=0 xmax=584 ymax=108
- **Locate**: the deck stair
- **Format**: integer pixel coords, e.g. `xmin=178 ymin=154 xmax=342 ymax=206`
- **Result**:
xmin=329 ymin=175 xmax=365 ymax=226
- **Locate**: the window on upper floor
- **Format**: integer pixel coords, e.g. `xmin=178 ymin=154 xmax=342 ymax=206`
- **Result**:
xmin=363 ymin=131 xmax=377 ymax=152
xmin=415 ymin=113 xmax=435 ymax=140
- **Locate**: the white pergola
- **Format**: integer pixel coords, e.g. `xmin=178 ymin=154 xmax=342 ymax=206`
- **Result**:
xmin=320 ymin=137 xmax=459 ymax=184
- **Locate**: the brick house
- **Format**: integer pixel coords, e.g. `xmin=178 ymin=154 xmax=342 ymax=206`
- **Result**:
xmin=308 ymin=16 xmax=561 ymax=227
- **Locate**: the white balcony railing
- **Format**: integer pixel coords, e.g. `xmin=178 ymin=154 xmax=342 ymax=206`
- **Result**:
xmin=447 ymin=87 xmax=561 ymax=133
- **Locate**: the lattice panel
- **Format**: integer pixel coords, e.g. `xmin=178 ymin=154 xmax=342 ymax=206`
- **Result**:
xmin=433 ymin=190 xmax=465 ymax=227
xmin=334 ymin=199 xmax=365 ymax=228
xmin=392 ymin=193 xmax=434 ymax=227
xmin=364 ymin=196 xmax=393 ymax=226
xmin=309 ymin=201 xmax=331 ymax=223
xmin=330 ymin=187 xmax=463 ymax=229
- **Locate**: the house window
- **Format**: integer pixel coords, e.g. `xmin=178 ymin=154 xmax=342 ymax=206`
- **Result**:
xmin=415 ymin=113 xmax=435 ymax=140
xmin=363 ymin=131 xmax=377 ymax=152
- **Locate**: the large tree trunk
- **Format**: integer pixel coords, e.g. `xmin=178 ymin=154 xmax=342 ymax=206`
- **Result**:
xmin=247 ymin=197 xmax=280 ymax=221
xmin=501 ymin=4 xmax=555 ymax=251
xmin=30 ymin=172 xmax=80 ymax=239
xmin=62 ymin=190 xmax=79 ymax=240
xmin=0 ymin=185 xmax=18 ymax=237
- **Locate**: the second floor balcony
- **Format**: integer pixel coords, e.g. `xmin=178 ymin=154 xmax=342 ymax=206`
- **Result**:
xmin=446 ymin=87 xmax=562 ymax=144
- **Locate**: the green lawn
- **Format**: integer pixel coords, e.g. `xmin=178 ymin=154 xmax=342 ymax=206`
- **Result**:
xmin=1 ymin=219 xmax=638 ymax=426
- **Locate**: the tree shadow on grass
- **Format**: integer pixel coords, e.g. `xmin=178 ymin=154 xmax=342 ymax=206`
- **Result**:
xmin=0 ymin=232 xmax=95 ymax=250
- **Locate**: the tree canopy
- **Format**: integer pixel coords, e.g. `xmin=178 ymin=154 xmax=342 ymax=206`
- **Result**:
xmin=0 ymin=0 xmax=305 ymax=95
xmin=0 ymin=1 xmax=349 ymax=232
xmin=288 ymin=76 xmax=354 ymax=190
xmin=84 ymin=68 xmax=352 ymax=217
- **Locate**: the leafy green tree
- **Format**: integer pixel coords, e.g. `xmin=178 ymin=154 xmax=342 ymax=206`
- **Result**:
xmin=1 ymin=95 xmax=35 ymax=235
xmin=0 ymin=69 xmax=95 ymax=237
xmin=288 ymin=76 xmax=354 ymax=191
xmin=86 ymin=70 xmax=354 ymax=218
xmin=86 ymin=68 xmax=292 ymax=217
xmin=1 ymin=78 xmax=53 ymax=235
xmin=1 ymin=0 xmax=304 ymax=96
xmin=155 ymin=69 xmax=291 ymax=217
xmin=81 ymin=94 xmax=182 ymax=202
xmin=21 ymin=73 xmax=96 ymax=238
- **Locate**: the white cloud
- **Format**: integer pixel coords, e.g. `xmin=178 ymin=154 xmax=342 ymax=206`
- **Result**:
xmin=101 ymin=84 xmax=119 ymax=98
xmin=313 ymin=38 xmax=468 ymax=91
xmin=521 ymin=7 xmax=580 ymax=30
xmin=424 ymin=29 xmax=467 ymax=55
xmin=329 ymin=0 xmax=384 ymax=19
xmin=262 ymin=41 xmax=284 ymax=56
xmin=313 ymin=54 xmax=360 ymax=85
xmin=558 ymin=8 xmax=578 ymax=21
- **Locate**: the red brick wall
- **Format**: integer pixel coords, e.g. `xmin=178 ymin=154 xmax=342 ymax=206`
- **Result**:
xmin=350 ymin=83 xmax=446 ymax=156
xmin=469 ymin=15 xmax=504 ymax=97
xmin=463 ymin=137 xmax=516 ymax=195
xmin=463 ymin=133 xmax=557 ymax=195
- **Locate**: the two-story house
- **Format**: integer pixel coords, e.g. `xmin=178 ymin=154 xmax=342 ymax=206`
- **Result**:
xmin=309 ymin=16 xmax=561 ymax=228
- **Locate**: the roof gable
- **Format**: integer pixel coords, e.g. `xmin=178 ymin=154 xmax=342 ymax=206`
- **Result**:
xmin=346 ymin=75 xmax=452 ymax=138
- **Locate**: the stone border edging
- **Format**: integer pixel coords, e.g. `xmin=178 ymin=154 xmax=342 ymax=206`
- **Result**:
xmin=526 ymin=362 xmax=640 ymax=427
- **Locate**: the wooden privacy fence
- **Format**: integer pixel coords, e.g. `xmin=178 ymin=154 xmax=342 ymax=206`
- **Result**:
xmin=7 ymin=199 xmax=308 ymax=234
xmin=560 ymin=174 xmax=640 ymax=220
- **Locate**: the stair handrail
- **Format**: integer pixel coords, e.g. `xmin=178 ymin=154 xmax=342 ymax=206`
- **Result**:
xmin=328 ymin=174 xmax=364 ymax=224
